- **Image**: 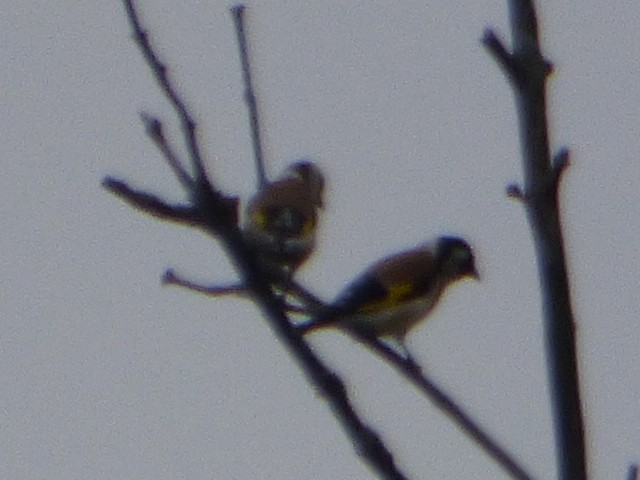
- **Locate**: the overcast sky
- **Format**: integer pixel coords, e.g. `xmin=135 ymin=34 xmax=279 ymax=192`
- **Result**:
xmin=1 ymin=1 xmax=639 ymax=479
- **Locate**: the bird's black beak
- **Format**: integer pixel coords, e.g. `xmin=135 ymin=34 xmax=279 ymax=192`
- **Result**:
xmin=469 ymin=265 xmax=480 ymax=281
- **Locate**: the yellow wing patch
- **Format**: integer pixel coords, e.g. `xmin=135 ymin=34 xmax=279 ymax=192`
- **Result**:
xmin=252 ymin=210 xmax=269 ymax=229
xmin=300 ymin=215 xmax=316 ymax=235
xmin=358 ymin=282 xmax=415 ymax=314
xmin=251 ymin=207 xmax=314 ymax=236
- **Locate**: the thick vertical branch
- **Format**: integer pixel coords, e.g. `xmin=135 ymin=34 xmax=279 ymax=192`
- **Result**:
xmin=483 ymin=1 xmax=587 ymax=479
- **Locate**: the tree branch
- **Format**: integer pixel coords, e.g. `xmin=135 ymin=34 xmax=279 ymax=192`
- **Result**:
xmin=162 ymin=268 xmax=246 ymax=295
xmin=102 ymin=177 xmax=201 ymax=225
xmin=140 ymin=112 xmax=194 ymax=190
xmin=112 ymin=2 xmax=409 ymax=478
xmin=231 ymin=5 xmax=268 ymax=188
xmin=340 ymin=330 xmax=534 ymax=480
xmin=122 ymin=0 xmax=210 ymax=187
xmin=112 ymin=3 xmax=538 ymax=478
xmin=484 ymin=1 xmax=587 ymax=479
xmin=162 ymin=263 xmax=534 ymax=479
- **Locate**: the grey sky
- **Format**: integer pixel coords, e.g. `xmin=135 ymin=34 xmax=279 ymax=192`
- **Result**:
xmin=1 ymin=1 xmax=639 ymax=479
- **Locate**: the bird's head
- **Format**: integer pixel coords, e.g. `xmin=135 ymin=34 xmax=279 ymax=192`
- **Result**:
xmin=285 ymin=160 xmax=325 ymax=208
xmin=435 ymin=236 xmax=479 ymax=281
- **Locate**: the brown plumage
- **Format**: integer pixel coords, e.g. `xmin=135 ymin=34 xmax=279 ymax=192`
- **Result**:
xmin=298 ymin=236 xmax=478 ymax=355
xmin=243 ymin=161 xmax=324 ymax=277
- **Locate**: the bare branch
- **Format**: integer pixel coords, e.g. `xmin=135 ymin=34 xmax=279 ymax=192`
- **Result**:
xmin=485 ymin=1 xmax=586 ymax=478
xmin=334 ymin=329 xmax=535 ymax=480
xmin=163 ymin=268 xmax=246 ymax=295
xmin=482 ymin=29 xmax=521 ymax=82
xmin=113 ymin=3 xmax=409 ymax=478
xmin=103 ymin=177 xmax=201 ymax=225
xmin=232 ymin=252 xmax=410 ymax=480
xmin=163 ymin=270 xmax=324 ymax=316
xmin=506 ymin=183 xmax=526 ymax=201
xmin=231 ymin=5 xmax=268 ymax=187
xmin=297 ymin=316 xmax=533 ymax=478
xmin=122 ymin=0 xmax=210 ymax=187
xmin=140 ymin=112 xmax=194 ymax=190
xmin=275 ymin=278 xmax=327 ymax=312
xmin=114 ymin=3 xmax=536 ymax=479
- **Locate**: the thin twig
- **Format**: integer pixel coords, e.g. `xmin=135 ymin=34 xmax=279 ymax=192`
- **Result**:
xmin=122 ymin=0 xmax=210 ymax=187
xmin=140 ymin=112 xmax=194 ymax=190
xmin=162 ymin=271 xmax=322 ymax=315
xmin=163 ymin=269 xmax=246 ymax=296
xmin=163 ymin=261 xmax=327 ymax=313
xmin=355 ymin=334 xmax=534 ymax=480
xmin=231 ymin=4 xmax=268 ymax=187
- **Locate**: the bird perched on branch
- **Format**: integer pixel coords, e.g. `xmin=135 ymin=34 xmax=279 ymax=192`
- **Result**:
xmin=243 ymin=160 xmax=325 ymax=279
xmin=297 ymin=236 xmax=478 ymax=359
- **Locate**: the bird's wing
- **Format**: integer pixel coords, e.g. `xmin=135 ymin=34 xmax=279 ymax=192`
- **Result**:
xmin=335 ymin=248 xmax=436 ymax=314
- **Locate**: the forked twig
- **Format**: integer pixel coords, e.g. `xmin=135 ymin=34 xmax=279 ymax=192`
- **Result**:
xmin=122 ymin=0 xmax=210 ymax=187
xmin=140 ymin=112 xmax=194 ymax=190
xmin=111 ymin=2 xmax=408 ymax=479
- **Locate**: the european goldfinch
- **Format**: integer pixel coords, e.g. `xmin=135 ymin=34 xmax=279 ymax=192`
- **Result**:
xmin=243 ymin=160 xmax=324 ymax=278
xmin=298 ymin=236 xmax=478 ymax=357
